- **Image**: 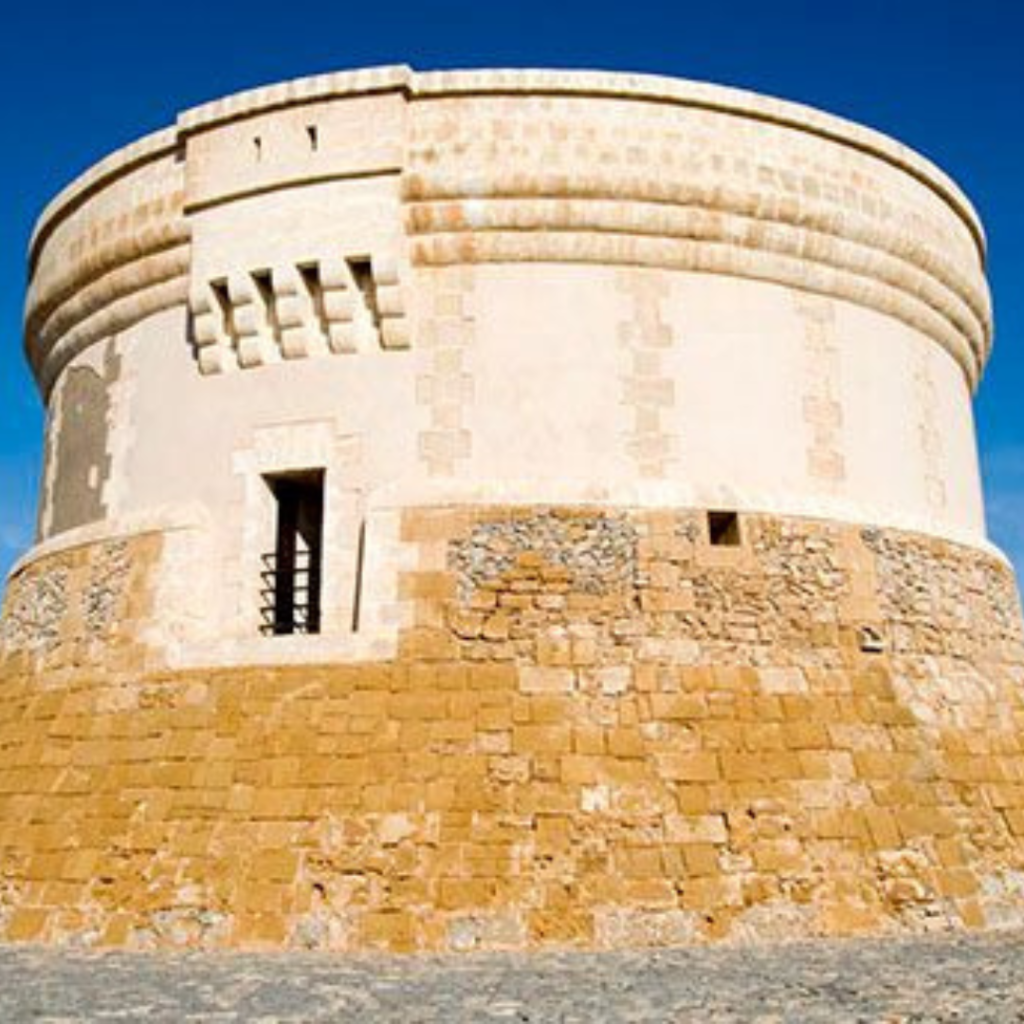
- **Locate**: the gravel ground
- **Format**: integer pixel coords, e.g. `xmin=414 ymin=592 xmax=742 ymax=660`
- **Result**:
xmin=1 ymin=931 xmax=1024 ymax=1022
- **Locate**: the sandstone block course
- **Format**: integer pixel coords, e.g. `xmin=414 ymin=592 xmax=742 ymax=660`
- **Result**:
xmin=0 ymin=506 xmax=1022 ymax=952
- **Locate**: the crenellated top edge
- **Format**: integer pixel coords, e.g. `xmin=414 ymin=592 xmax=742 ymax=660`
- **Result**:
xmin=29 ymin=65 xmax=986 ymax=266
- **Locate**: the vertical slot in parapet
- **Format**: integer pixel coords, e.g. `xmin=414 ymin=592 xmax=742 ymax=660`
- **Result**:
xmin=347 ymin=257 xmax=382 ymax=343
xmin=210 ymin=279 xmax=237 ymax=350
xmin=299 ymin=263 xmax=330 ymax=343
xmin=252 ymin=269 xmax=282 ymax=347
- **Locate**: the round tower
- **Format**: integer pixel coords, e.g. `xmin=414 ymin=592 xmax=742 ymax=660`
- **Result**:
xmin=2 ymin=67 xmax=1023 ymax=951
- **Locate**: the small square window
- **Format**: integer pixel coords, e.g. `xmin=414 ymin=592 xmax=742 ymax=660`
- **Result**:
xmin=707 ymin=510 xmax=741 ymax=547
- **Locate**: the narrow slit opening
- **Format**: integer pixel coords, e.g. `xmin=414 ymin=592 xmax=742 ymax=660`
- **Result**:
xmin=210 ymin=279 xmax=236 ymax=346
xmin=351 ymin=519 xmax=366 ymax=633
xmin=306 ymin=125 xmax=319 ymax=151
xmin=347 ymin=257 xmax=382 ymax=335
xmin=298 ymin=263 xmax=330 ymax=341
xmin=251 ymin=270 xmax=281 ymax=346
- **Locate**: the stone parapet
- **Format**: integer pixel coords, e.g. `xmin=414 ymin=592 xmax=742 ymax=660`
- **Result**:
xmin=25 ymin=132 xmax=187 ymax=398
xmin=24 ymin=67 xmax=991 ymax=399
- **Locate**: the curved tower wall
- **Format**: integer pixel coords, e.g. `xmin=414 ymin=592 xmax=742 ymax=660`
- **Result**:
xmin=2 ymin=68 xmax=1022 ymax=952
xmin=19 ymin=67 xmax=993 ymax=665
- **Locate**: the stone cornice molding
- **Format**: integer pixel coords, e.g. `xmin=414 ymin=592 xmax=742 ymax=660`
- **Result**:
xmin=23 ymin=66 xmax=993 ymax=398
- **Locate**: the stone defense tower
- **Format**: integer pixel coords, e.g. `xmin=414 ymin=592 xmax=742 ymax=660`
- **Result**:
xmin=2 ymin=66 xmax=1023 ymax=952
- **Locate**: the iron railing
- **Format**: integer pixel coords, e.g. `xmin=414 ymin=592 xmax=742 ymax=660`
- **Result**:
xmin=259 ymin=549 xmax=321 ymax=635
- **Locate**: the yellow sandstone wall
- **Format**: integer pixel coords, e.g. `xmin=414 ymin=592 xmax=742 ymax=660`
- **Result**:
xmin=1 ymin=505 xmax=1023 ymax=951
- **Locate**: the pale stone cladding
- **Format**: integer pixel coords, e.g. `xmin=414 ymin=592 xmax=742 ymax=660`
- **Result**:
xmin=16 ymin=66 xmax=993 ymax=667
xmin=3 ymin=67 xmax=1022 ymax=953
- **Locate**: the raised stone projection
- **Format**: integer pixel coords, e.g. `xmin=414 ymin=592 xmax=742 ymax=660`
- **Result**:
xmin=2 ymin=67 xmax=1021 ymax=951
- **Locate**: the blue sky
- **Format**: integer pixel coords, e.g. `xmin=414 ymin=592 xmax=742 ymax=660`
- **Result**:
xmin=1 ymin=0 xmax=1022 ymax=580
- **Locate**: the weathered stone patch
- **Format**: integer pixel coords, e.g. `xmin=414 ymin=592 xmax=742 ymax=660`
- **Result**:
xmin=449 ymin=509 xmax=638 ymax=601
xmin=0 ymin=561 xmax=70 ymax=653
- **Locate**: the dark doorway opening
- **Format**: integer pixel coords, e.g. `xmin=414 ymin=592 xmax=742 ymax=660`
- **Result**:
xmin=261 ymin=470 xmax=324 ymax=635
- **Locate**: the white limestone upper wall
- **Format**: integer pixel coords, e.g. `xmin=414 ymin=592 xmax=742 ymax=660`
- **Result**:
xmin=25 ymin=66 xmax=991 ymax=398
xmin=17 ymin=63 xmax=1004 ymax=595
